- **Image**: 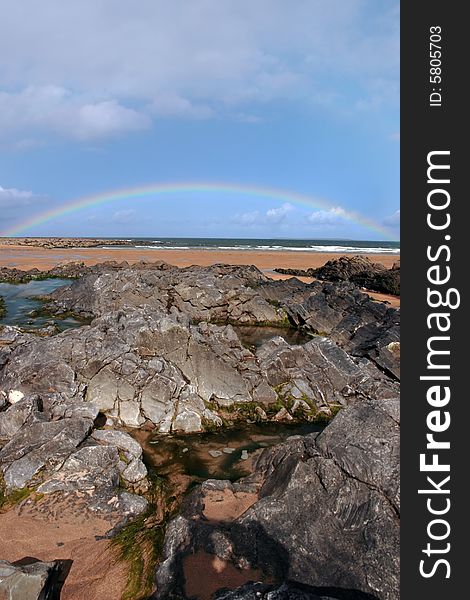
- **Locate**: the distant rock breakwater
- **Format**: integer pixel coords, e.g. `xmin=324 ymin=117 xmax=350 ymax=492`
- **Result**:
xmin=0 ymin=237 xmax=135 ymax=249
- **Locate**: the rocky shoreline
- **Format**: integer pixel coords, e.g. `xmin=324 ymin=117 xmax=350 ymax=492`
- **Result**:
xmin=275 ymin=255 xmax=400 ymax=296
xmin=0 ymin=260 xmax=399 ymax=599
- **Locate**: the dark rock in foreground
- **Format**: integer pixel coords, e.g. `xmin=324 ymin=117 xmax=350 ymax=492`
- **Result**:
xmin=0 ymin=558 xmax=62 ymax=600
xmin=214 ymin=580 xmax=361 ymax=599
xmin=155 ymin=397 xmax=400 ymax=600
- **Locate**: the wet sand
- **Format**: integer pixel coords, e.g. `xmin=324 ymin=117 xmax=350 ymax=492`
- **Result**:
xmin=202 ymin=488 xmax=258 ymax=522
xmin=0 ymin=495 xmax=128 ymax=600
xmin=183 ymin=551 xmax=264 ymax=600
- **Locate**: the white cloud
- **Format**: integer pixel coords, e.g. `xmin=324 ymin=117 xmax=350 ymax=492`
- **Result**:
xmin=148 ymin=93 xmax=214 ymax=119
xmin=0 ymin=185 xmax=35 ymax=212
xmin=0 ymin=184 xmax=49 ymax=226
xmin=112 ymin=209 xmax=136 ymax=224
xmin=307 ymin=206 xmax=347 ymax=225
xmin=0 ymin=87 xmax=150 ymax=141
xmin=383 ymin=209 xmax=400 ymax=227
xmin=233 ymin=203 xmax=295 ymax=227
xmin=233 ymin=211 xmax=260 ymax=226
xmin=0 ymin=185 xmax=34 ymax=200
xmin=0 ymin=1 xmax=399 ymax=142
xmin=266 ymin=202 xmax=294 ymax=223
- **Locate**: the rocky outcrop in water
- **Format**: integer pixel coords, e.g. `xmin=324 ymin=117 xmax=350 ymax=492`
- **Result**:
xmin=155 ymin=396 xmax=400 ymax=600
xmin=0 ymin=259 xmax=155 ymax=283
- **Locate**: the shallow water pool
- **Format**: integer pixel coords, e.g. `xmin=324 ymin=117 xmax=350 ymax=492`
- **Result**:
xmin=135 ymin=421 xmax=323 ymax=492
xmin=232 ymin=325 xmax=312 ymax=350
xmin=0 ymin=279 xmax=81 ymax=331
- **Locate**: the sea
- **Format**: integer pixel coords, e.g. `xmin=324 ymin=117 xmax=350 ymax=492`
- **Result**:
xmin=100 ymin=238 xmax=400 ymax=254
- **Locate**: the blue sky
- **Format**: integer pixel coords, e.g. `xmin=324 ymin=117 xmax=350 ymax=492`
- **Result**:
xmin=0 ymin=0 xmax=399 ymax=240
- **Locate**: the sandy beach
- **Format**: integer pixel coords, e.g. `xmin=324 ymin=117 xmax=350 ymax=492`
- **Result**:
xmin=0 ymin=243 xmax=399 ymax=271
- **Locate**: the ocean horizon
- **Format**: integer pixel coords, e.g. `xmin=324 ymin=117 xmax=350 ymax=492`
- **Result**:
xmin=97 ymin=237 xmax=400 ymax=254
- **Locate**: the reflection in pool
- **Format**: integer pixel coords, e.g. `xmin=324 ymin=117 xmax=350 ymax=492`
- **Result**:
xmin=134 ymin=421 xmax=323 ymax=492
xmin=232 ymin=325 xmax=313 ymax=350
xmin=0 ymin=279 xmax=82 ymax=331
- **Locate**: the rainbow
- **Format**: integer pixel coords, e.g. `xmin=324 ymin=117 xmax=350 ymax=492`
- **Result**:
xmin=1 ymin=181 xmax=396 ymax=239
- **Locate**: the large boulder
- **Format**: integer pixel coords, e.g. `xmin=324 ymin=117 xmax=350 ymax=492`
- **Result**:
xmin=312 ymin=256 xmax=400 ymax=296
xmin=282 ymin=282 xmax=400 ymax=380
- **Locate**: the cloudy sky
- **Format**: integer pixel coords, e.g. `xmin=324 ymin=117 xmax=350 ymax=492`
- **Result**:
xmin=0 ymin=0 xmax=399 ymax=240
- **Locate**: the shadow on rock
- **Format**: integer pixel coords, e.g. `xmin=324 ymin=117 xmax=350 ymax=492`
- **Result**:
xmin=154 ymin=519 xmax=290 ymax=600
xmin=214 ymin=580 xmax=381 ymax=600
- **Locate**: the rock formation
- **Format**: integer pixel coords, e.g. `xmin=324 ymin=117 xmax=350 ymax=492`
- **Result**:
xmin=0 ymin=262 xmax=400 ymax=599
xmin=312 ymin=256 xmax=400 ymax=296
xmin=275 ymin=256 xmax=400 ymax=297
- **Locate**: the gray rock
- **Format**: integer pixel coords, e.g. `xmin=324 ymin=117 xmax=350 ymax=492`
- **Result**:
xmin=119 ymin=400 xmax=145 ymax=427
xmin=37 ymin=444 xmax=120 ymax=494
xmin=208 ymin=450 xmax=223 ymax=458
xmin=173 ymin=408 xmax=202 ymax=433
xmin=311 ymin=255 xmax=400 ymax=296
xmin=0 ymin=267 xmax=398 ymax=436
xmin=0 ymin=417 xmax=93 ymax=490
xmin=0 ymin=559 xmax=61 ymax=600
xmin=0 ymin=395 xmax=42 ymax=439
xmin=274 ymin=407 xmax=293 ymax=421
xmin=91 ymin=429 xmax=143 ymax=458
xmin=121 ymin=457 xmax=148 ymax=484
xmin=119 ymin=490 xmax=149 ymax=516
xmin=85 ymin=367 xmax=118 ymax=411
xmin=282 ymin=281 xmax=400 ymax=381
xmin=214 ymin=581 xmax=334 ymax=599
xmin=51 ymin=401 xmax=99 ymax=421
